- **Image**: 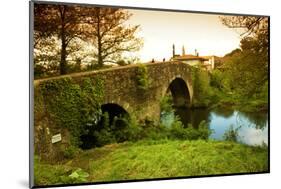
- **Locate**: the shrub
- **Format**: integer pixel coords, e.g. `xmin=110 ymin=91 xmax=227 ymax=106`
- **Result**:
xmin=169 ymin=118 xmax=212 ymax=140
xmin=169 ymin=116 xmax=187 ymax=139
xmin=197 ymin=120 xmax=213 ymax=140
xmin=93 ymin=129 xmax=115 ymax=147
xmin=191 ymin=67 xmax=214 ymax=107
xmin=91 ymin=112 xmax=116 ymax=147
xmin=63 ymin=146 xmax=79 ymax=159
xmin=112 ymin=115 xmax=131 ymax=142
xmin=142 ymin=122 xmax=169 ymax=140
xmin=210 ymin=69 xmax=231 ymax=91
xmin=160 ymin=95 xmax=174 ymax=113
xmin=122 ymin=114 xmax=143 ymax=141
xmin=223 ymin=125 xmax=241 ymax=142
xmin=136 ymin=64 xmax=151 ymax=90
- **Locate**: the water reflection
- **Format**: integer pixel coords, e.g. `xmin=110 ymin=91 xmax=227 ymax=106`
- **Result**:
xmin=211 ymin=108 xmax=234 ymax=119
xmin=161 ymin=107 xmax=268 ymax=146
xmin=175 ymin=108 xmax=211 ymax=129
xmin=237 ymin=111 xmax=268 ymax=130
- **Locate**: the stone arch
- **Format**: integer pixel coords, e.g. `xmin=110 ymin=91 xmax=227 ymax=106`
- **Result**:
xmin=101 ymin=103 xmax=131 ymax=143
xmin=79 ymin=103 xmax=130 ymax=149
xmin=101 ymin=103 xmax=129 ymax=126
xmin=167 ymin=77 xmax=191 ymax=108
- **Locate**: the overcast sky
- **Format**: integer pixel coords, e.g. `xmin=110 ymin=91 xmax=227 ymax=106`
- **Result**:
xmin=126 ymin=9 xmax=242 ymax=62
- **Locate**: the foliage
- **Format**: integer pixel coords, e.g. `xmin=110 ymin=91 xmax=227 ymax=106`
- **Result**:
xmin=222 ymin=45 xmax=268 ymax=98
xmin=210 ymin=69 xmax=231 ymax=92
xmin=139 ymin=119 xmax=168 ymax=140
xmin=220 ymin=16 xmax=268 ymax=51
xmin=78 ymin=108 xmax=212 ymax=148
xmin=34 ymin=4 xmax=85 ymax=74
xmin=169 ymin=118 xmax=211 ymax=140
xmin=210 ymin=41 xmax=269 ymax=112
xmin=120 ymin=114 xmax=144 ymax=142
xmin=223 ymin=125 xmax=241 ymax=142
xmin=92 ymin=129 xmax=115 ymax=147
xmin=217 ymin=16 xmax=269 ymax=105
xmin=196 ymin=16 xmax=270 ymax=113
xmin=34 ymin=156 xmax=89 ymax=185
xmin=34 ymin=139 xmax=268 ymax=185
xmin=68 ymin=168 xmax=89 ymax=183
xmin=33 ymin=36 xmax=61 ymax=78
xmin=191 ymin=67 xmax=217 ymax=107
xmin=79 ymin=111 xmax=115 ymax=148
xmin=37 ymin=77 xmax=104 ymax=146
xmin=210 ymin=70 xmax=268 ymax=112
xmin=116 ymin=60 xmax=128 ymax=66
xmin=116 ymin=56 xmax=140 ymax=66
xmin=136 ymin=64 xmax=151 ymax=91
xmin=34 ymin=4 xmax=142 ymax=76
xmin=197 ymin=120 xmax=213 ymax=139
xmin=81 ymin=112 xmax=143 ymax=148
xmin=168 ymin=116 xmax=187 ymax=139
xmin=82 ymin=7 xmax=143 ymax=66
xmin=63 ymin=146 xmax=80 ymax=159
xmin=160 ymin=94 xmax=174 ymax=113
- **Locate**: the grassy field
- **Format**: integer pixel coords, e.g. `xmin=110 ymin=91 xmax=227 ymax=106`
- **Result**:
xmin=34 ymin=139 xmax=268 ymax=186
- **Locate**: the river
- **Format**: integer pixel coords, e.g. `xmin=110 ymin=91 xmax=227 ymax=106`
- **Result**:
xmin=161 ymin=107 xmax=268 ymax=146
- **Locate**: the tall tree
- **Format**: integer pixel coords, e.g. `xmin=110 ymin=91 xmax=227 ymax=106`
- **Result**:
xmin=220 ymin=16 xmax=268 ymax=57
xmin=83 ymin=7 xmax=142 ymax=67
xmin=34 ymin=4 xmax=83 ymax=74
xmin=220 ymin=16 xmax=269 ymax=97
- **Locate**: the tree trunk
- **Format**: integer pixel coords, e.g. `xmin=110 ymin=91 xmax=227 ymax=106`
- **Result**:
xmin=59 ymin=5 xmax=67 ymax=75
xmin=97 ymin=8 xmax=103 ymax=67
xmin=60 ymin=35 xmax=67 ymax=75
xmin=97 ymin=36 xmax=102 ymax=67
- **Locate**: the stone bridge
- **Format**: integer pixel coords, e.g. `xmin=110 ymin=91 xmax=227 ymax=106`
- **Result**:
xmin=34 ymin=61 xmax=195 ymax=159
xmin=35 ymin=61 xmax=194 ymax=121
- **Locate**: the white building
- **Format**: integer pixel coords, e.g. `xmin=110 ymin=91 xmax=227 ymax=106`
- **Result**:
xmin=171 ymin=45 xmax=216 ymax=71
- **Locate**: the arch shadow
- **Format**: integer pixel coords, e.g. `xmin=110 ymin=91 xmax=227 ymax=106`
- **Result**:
xmin=101 ymin=103 xmax=129 ymax=126
xmin=79 ymin=103 xmax=129 ymax=149
xmin=168 ymin=77 xmax=191 ymax=108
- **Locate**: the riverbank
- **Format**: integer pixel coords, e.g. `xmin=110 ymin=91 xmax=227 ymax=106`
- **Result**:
xmin=211 ymin=97 xmax=268 ymax=113
xmin=34 ymin=139 xmax=268 ymax=185
xmin=202 ymin=89 xmax=268 ymax=113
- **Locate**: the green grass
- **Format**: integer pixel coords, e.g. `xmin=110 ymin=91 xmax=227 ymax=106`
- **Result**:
xmin=34 ymin=139 xmax=268 ymax=185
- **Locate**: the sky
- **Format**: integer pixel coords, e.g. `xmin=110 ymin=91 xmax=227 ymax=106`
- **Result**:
xmin=125 ymin=9 xmax=242 ymax=62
